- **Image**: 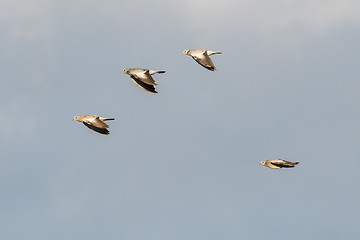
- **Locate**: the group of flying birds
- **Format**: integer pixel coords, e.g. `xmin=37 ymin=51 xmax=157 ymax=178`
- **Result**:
xmin=72 ymin=49 xmax=299 ymax=170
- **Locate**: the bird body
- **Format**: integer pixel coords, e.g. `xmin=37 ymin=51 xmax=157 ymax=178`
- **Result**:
xmin=122 ymin=68 xmax=165 ymax=93
xmin=259 ymin=159 xmax=299 ymax=169
xmin=182 ymin=49 xmax=221 ymax=71
xmin=73 ymin=115 xmax=114 ymax=135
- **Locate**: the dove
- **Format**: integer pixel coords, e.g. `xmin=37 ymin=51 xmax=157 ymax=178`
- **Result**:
xmin=182 ymin=49 xmax=221 ymax=71
xmin=259 ymin=159 xmax=299 ymax=169
xmin=122 ymin=68 xmax=165 ymax=94
xmin=73 ymin=115 xmax=114 ymax=135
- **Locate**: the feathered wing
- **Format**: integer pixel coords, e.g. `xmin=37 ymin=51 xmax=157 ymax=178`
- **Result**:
xmin=270 ymin=159 xmax=298 ymax=168
xmin=265 ymin=161 xmax=281 ymax=169
xmin=192 ymin=52 xmax=216 ymax=71
xmin=130 ymin=75 xmax=157 ymax=93
xmin=81 ymin=117 xmax=110 ymax=135
xmin=89 ymin=117 xmax=109 ymax=128
xmin=133 ymin=70 xmax=157 ymax=85
xmin=83 ymin=122 xmax=109 ymax=135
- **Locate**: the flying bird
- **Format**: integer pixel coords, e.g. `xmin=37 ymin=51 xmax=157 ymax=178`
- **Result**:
xmin=73 ymin=115 xmax=115 ymax=135
xmin=122 ymin=68 xmax=165 ymax=94
xmin=259 ymin=159 xmax=299 ymax=169
xmin=182 ymin=49 xmax=221 ymax=71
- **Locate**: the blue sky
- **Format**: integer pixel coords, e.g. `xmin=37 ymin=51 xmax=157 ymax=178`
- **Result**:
xmin=1 ymin=0 xmax=360 ymax=239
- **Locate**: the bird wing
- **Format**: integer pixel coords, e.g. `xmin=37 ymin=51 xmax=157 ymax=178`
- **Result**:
xmin=130 ymin=75 xmax=157 ymax=93
xmin=133 ymin=71 xmax=157 ymax=85
xmin=84 ymin=116 xmax=109 ymax=128
xmin=83 ymin=122 xmax=109 ymax=135
xmin=270 ymin=159 xmax=295 ymax=168
xmin=265 ymin=161 xmax=281 ymax=169
xmin=192 ymin=51 xmax=216 ymax=71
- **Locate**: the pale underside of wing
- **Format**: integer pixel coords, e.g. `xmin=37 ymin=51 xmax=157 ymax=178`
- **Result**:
xmin=133 ymin=71 xmax=157 ymax=85
xmin=192 ymin=54 xmax=216 ymax=71
xmin=130 ymin=75 xmax=157 ymax=93
xmin=266 ymin=161 xmax=281 ymax=169
xmin=87 ymin=118 xmax=109 ymax=128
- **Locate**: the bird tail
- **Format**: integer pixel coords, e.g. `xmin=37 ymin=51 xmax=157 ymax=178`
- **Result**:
xmin=104 ymin=118 xmax=115 ymax=121
xmin=294 ymin=162 xmax=299 ymax=165
xmin=207 ymin=51 xmax=222 ymax=56
xmin=150 ymin=70 xmax=166 ymax=75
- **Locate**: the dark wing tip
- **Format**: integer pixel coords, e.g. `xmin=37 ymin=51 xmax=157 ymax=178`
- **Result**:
xmin=203 ymin=65 xmax=216 ymax=71
xmin=269 ymin=162 xmax=284 ymax=168
xmin=131 ymin=76 xmax=158 ymax=93
xmin=83 ymin=122 xmax=110 ymax=135
xmin=271 ymin=162 xmax=296 ymax=168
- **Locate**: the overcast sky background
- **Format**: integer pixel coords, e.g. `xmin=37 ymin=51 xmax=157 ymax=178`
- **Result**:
xmin=1 ymin=0 xmax=360 ymax=239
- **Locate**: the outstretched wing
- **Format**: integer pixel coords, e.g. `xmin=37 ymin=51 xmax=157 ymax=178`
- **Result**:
xmin=132 ymin=70 xmax=157 ymax=85
xmin=265 ymin=161 xmax=281 ymax=169
xmin=87 ymin=117 xmax=109 ymax=128
xmin=130 ymin=75 xmax=157 ymax=94
xmin=270 ymin=159 xmax=296 ymax=168
xmin=83 ymin=122 xmax=109 ymax=135
xmin=192 ymin=51 xmax=216 ymax=71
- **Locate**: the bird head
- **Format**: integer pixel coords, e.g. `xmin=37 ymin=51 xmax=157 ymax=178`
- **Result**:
xmin=182 ymin=50 xmax=190 ymax=55
xmin=122 ymin=68 xmax=130 ymax=74
xmin=72 ymin=116 xmax=79 ymax=122
xmin=259 ymin=161 xmax=266 ymax=166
